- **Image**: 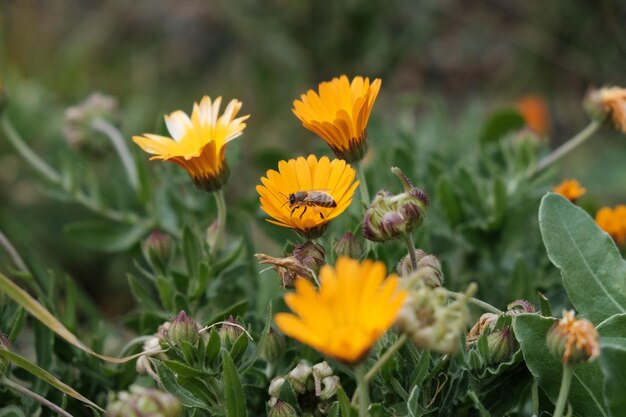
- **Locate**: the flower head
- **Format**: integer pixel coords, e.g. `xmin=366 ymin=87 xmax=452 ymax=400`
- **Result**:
xmin=595 ymin=205 xmax=626 ymax=246
xmin=133 ymin=96 xmax=249 ymax=191
xmin=275 ymin=257 xmax=407 ymax=364
xmin=546 ymin=310 xmax=599 ymax=364
xmin=257 ymin=155 xmax=359 ymax=239
xmin=585 ymin=87 xmax=626 ymax=133
xmin=553 ymin=179 xmax=586 ymax=202
xmin=293 ymin=75 xmax=381 ymax=162
xmin=516 ymin=94 xmax=549 ymax=136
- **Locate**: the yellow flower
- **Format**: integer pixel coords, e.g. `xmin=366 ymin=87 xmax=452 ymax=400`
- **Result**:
xmin=586 ymin=87 xmax=626 ymax=133
xmin=547 ymin=310 xmax=599 ymax=364
xmin=553 ymin=179 xmax=586 ymax=202
xmin=275 ymin=257 xmax=407 ymax=364
xmin=595 ymin=205 xmax=626 ymax=246
xmin=293 ymin=75 xmax=382 ymax=162
xmin=256 ymin=155 xmax=359 ymax=239
xmin=133 ymin=96 xmax=249 ymax=191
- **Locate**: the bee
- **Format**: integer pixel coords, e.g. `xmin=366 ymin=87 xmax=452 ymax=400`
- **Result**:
xmin=283 ymin=190 xmax=337 ymax=219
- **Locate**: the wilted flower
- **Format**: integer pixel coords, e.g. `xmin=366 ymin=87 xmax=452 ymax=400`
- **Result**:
xmin=292 ymin=241 xmax=326 ymax=275
xmin=293 ymin=75 xmax=381 ymax=162
xmin=275 ymin=257 xmax=406 ymax=363
xmin=167 ymin=311 xmax=200 ymax=346
xmin=467 ymin=299 xmax=535 ymax=347
xmin=257 ymin=155 xmax=359 ymax=239
xmin=585 ymin=87 xmax=626 ymax=133
xmin=595 ymin=205 xmax=626 ymax=246
xmin=256 ymin=253 xmax=317 ymax=288
xmin=332 ymin=231 xmax=363 ymax=259
xmin=553 ymin=179 xmax=586 ymax=202
xmin=106 ymin=386 xmax=182 ymax=417
xmin=363 ymin=167 xmax=428 ymax=242
xmin=516 ymin=94 xmax=549 ymax=136
xmin=546 ymin=310 xmax=600 ymax=364
xmin=133 ymin=96 xmax=249 ymax=191
xmin=285 ymin=362 xmax=313 ymax=394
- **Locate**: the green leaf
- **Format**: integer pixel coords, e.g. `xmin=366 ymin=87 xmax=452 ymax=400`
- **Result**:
xmin=479 ymin=108 xmax=525 ymax=143
xmin=436 ymin=176 xmax=463 ymax=226
xmin=127 ymin=273 xmax=161 ymax=311
xmin=163 ymin=359 xmax=211 ymax=378
xmin=336 ymin=387 xmax=356 ymax=417
xmin=539 ymin=193 xmax=626 ymax=324
xmin=221 ymin=349 xmax=247 ymax=417
xmin=229 ymin=333 xmax=249 ymax=365
xmin=597 ymin=314 xmax=626 ymax=417
xmin=63 ymin=220 xmax=150 ymax=252
xmin=239 ymin=303 xmax=272 ymax=374
xmin=205 ymin=329 xmax=221 ymax=366
xmin=0 ymin=350 xmax=103 ymax=412
xmin=0 ymin=406 xmax=26 ymax=417
xmin=538 ymin=292 xmax=552 ymax=317
xmin=514 ymin=314 xmax=608 ymax=417
xmin=182 ymin=226 xmax=201 ymax=278
xmin=155 ymin=361 xmax=210 ymax=409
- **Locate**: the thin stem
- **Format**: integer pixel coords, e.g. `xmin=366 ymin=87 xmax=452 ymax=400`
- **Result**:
xmin=445 ymin=290 xmax=503 ymax=314
xmin=2 ymin=377 xmax=75 ymax=417
xmin=365 ymin=333 xmax=408 ymax=382
xmin=553 ymin=364 xmax=574 ymax=417
xmin=0 ymin=231 xmax=29 ymax=272
xmin=402 ymin=233 xmax=418 ymax=271
xmin=212 ymin=189 xmax=227 ymax=256
xmin=356 ymin=163 xmax=370 ymax=205
xmin=529 ymin=121 xmax=601 ymax=177
xmin=355 ymin=364 xmax=370 ymax=417
xmin=91 ymin=118 xmax=139 ymax=191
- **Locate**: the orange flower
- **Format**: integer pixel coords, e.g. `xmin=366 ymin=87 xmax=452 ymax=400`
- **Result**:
xmin=257 ymin=155 xmax=358 ymax=239
xmin=547 ymin=310 xmax=599 ymax=364
xmin=133 ymin=96 xmax=249 ymax=191
xmin=553 ymin=179 xmax=586 ymax=202
xmin=595 ymin=205 xmax=626 ymax=246
xmin=586 ymin=87 xmax=626 ymax=133
xmin=516 ymin=94 xmax=549 ymax=136
xmin=293 ymin=75 xmax=381 ymax=162
xmin=275 ymin=257 xmax=407 ymax=363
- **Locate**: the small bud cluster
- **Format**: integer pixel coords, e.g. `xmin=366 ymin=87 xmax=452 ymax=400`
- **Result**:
xmin=268 ymin=361 xmax=340 ymax=414
xmin=332 ymin=231 xmax=363 ymax=259
xmin=106 ymin=386 xmax=182 ymax=417
xmin=256 ymin=241 xmax=325 ymax=288
xmin=167 ymin=311 xmax=201 ymax=346
xmin=396 ymin=281 xmax=473 ymax=354
xmin=219 ymin=316 xmax=245 ymax=345
xmin=397 ymin=249 xmax=444 ymax=288
xmin=363 ymin=168 xmax=428 ymax=242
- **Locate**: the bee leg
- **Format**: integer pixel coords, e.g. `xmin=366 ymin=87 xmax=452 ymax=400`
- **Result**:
xmin=319 ymin=211 xmax=325 ymax=220
xmin=299 ymin=206 xmax=308 ymax=219
xmin=291 ymin=206 xmax=299 ymax=217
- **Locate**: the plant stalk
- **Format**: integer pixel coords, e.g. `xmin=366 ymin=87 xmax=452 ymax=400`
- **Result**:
xmin=92 ymin=118 xmax=139 ymax=191
xmin=356 ymin=163 xmax=370 ymax=205
xmin=402 ymin=233 xmax=418 ymax=271
xmin=445 ymin=290 xmax=503 ymax=314
xmin=365 ymin=333 xmax=408 ymax=382
xmin=2 ymin=377 xmax=75 ymax=417
xmin=553 ymin=364 xmax=574 ymax=417
xmin=212 ymin=189 xmax=227 ymax=255
xmin=355 ymin=364 xmax=370 ymax=417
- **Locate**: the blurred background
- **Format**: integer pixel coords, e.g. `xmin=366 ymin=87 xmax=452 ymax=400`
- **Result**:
xmin=1 ymin=0 xmax=625 ymax=314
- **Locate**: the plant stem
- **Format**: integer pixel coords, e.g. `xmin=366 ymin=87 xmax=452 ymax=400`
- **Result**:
xmin=553 ymin=364 xmax=574 ymax=417
xmin=2 ymin=377 xmax=75 ymax=417
xmin=92 ymin=118 xmax=139 ymax=191
xmin=445 ymin=290 xmax=503 ymax=314
xmin=529 ymin=120 xmax=601 ymax=177
xmin=212 ymin=189 xmax=227 ymax=255
xmin=356 ymin=163 xmax=370 ymax=205
xmin=365 ymin=333 xmax=408 ymax=382
xmin=402 ymin=233 xmax=418 ymax=270
xmin=355 ymin=364 xmax=370 ymax=417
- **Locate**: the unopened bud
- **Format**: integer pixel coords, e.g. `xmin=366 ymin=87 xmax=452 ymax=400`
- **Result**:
xmin=261 ymin=328 xmax=286 ymax=364
xmin=0 ymin=332 xmax=11 ymax=375
xmin=167 ymin=311 xmax=200 ymax=346
xmin=398 ymin=250 xmax=443 ymax=288
xmin=547 ymin=310 xmax=599 ymax=364
xmin=332 ymin=231 xmax=363 ymax=259
xmin=286 ymin=363 xmax=312 ymax=394
xmin=220 ymin=316 xmax=244 ymax=346
xmin=466 ymin=313 xmax=499 ymax=346
xmin=106 ymin=386 xmax=182 ymax=417
xmin=268 ymin=400 xmax=298 ymax=417
xmin=362 ymin=168 xmax=428 ymax=243
xmin=506 ymin=299 xmax=536 ymax=315
xmin=142 ymin=230 xmax=172 ymax=268
xmin=292 ymin=241 xmax=325 ymax=275
xmin=487 ymin=327 xmax=517 ymax=364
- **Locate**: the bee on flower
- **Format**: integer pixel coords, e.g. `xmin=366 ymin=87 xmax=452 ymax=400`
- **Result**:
xmin=133 ymin=96 xmax=249 ymax=192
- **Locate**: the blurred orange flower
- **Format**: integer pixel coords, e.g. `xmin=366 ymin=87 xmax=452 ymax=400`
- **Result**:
xmin=595 ymin=205 xmax=626 ymax=246
xmin=553 ymin=179 xmax=586 ymax=202
xmin=516 ymin=94 xmax=549 ymax=136
xmin=588 ymin=87 xmax=626 ymax=133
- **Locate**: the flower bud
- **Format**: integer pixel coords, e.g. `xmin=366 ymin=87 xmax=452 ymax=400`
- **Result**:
xmin=506 ymin=299 xmax=536 ymax=315
xmin=292 ymin=241 xmax=325 ymax=275
xmin=0 ymin=332 xmax=11 ymax=375
xmin=261 ymin=328 xmax=286 ymax=364
xmin=547 ymin=310 xmax=599 ymax=364
xmin=487 ymin=327 xmax=517 ymax=364
xmin=268 ymin=400 xmax=298 ymax=417
xmin=466 ymin=313 xmax=499 ymax=346
xmin=268 ymin=376 xmax=286 ymax=398
xmin=362 ymin=168 xmax=428 ymax=243
xmin=332 ymin=231 xmax=363 ymax=259
xmin=142 ymin=230 xmax=172 ymax=268
xmin=167 ymin=311 xmax=200 ymax=346
xmin=286 ymin=363 xmax=312 ymax=394
xmin=220 ymin=316 xmax=244 ymax=346
xmin=584 ymin=87 xmax=626 ymax=132
xmin=106 ymin=386 xmax=182 ymax=417
xmin=206 ymin=219 xmax=220 ymax=254
xmin=398 ymin=250 xmax=443 ymax=288
xmin=256 ymin=253 xmax=317 ymax=288
xmin=63 ymin=92 xmax=119 ymax=152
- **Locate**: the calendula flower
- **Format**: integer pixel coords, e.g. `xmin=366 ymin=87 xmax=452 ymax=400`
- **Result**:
xmin=553 ymin=179 xmax=586 ymax=202
xmin=275 ymin=257 xmax=407 ymax=364
xmin=546 ymin=310 xmax=599 ymax=364
xmin=293 ymin=75 xmax=381 ymax=162
xmin=595 ymin=205 xmax=626 ymax=246
xmin=133 ymin=96 xmax=249 ymax=191
xmin=257 ymin=155 xmax=359 ymax=239
xmin=585 ymin=87 xmax=626 ymax=133
xmin=516 ymin=94 xmax=549 ymax=136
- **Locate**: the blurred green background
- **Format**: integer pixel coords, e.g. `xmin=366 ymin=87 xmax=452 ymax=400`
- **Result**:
xmin=1 ymin=0 xmax=625 ymax=314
